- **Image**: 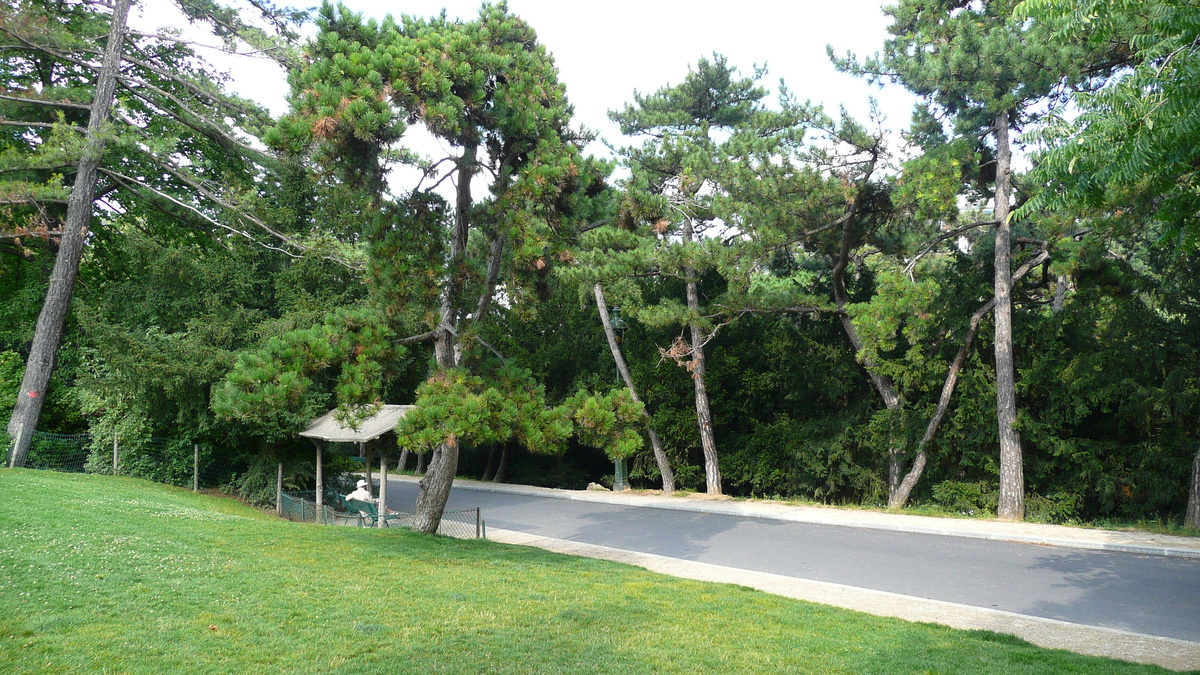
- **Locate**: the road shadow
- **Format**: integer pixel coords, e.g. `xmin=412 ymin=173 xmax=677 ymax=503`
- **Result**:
xmin=1019 ymin=548 xmax=1200 ymax=642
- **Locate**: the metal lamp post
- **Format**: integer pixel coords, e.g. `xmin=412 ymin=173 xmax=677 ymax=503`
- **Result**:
xmin=609 ymin=305 xmax=627 ymax=343
xmin=609 ymin=306 xmax=630 ymax=492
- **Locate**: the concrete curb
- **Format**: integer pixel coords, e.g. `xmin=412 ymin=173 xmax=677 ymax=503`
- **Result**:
xmin=389 ymin=474 xmax=1200 ymax=559
xmin=487 ymin=528 xmax=1200 ymax=671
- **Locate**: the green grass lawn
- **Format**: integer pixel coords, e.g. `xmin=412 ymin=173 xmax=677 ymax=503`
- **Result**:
xmin=0 ymin=470 xmax=1180 ymax=674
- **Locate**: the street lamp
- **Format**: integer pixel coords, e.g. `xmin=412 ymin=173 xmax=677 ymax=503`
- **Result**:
xmin=608 ymin=304 xmax=630 ymax=492
xmin=609 ymin=305 xmax=627 ymax=344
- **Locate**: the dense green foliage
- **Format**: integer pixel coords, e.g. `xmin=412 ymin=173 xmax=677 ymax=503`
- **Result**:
xmin=0 ymin=470 xmax=1172 ymax=674
xmin=1016 ymin=0 xmax=1200 ymax=249
xmin=2 ymin=0 xmax=1197 ymax=527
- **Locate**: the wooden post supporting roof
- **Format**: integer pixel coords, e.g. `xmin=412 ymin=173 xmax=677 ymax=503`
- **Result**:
xmin=315 ymin=440 xmax=324 ymax=516
xmin=378 ymin=450 xmax=388 ymax=529
xmin=298 ymin=406 xmax=414 ymax=522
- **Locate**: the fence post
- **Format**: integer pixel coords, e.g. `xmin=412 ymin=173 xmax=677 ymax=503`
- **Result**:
xmin=193 ymin=443 xmax=199 ymax=491
xmin=112 ymin=435 xmax=119 ymax=475
xmin=276 ymin=462 xmax=283 ymax=516
xmin=475 ymin=507 xmax=481 ymax=539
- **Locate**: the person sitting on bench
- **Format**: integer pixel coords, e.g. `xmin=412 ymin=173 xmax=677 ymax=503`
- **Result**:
xmin=345 ymin=479 xmax=398 ymax=514
xmin=346 ymin=479 xmax=375 ymax=504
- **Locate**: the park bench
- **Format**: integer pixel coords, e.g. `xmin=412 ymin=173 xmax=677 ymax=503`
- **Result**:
xmin=343 ymin=497 xmax=405 ymax=528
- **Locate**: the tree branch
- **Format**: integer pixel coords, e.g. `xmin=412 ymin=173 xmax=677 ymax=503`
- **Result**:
xmin=470 ymin=234 xmax=506 ymax=326
xmin=717 ymin=304 xmax=841 ymax=317
xmin=0 ymin=120 xmax=85 ymax=131
xmin=0 ymin=197 xmax=68 ymax=205
xmin=118 ymin=46 xmax=273 ymax=124
xmin=115 ymin=77 xmax=273 ymax=164
xmin=904 ymin=220 xmax=998 ymax=276
xmin=0 ymin=91 xmax=90 ymax=110
xmin=99 ymin=167 xmax=302 ymax=259
xmin=396 ymin=330 xmax=438 ymax=345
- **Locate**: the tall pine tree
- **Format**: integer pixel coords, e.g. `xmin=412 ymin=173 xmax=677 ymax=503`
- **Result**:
xmin=835 ymin=0 xmax=1102 ymax=519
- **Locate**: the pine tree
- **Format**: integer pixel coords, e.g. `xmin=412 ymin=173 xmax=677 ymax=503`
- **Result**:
xmin=261 ymin=2 xmax=605 ymax=532
xmin=2 ymin=0 xmax=308 ymax=466
xmin=835 ymin=0 xmax=1103 ymax=520
xmin=3 ymin=0 xmax=133 ymax=468
xmin=603 ymin=55 xmax=778 ymax=495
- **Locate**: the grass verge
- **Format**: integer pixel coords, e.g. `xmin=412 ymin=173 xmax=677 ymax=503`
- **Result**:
xmin=0 ymin=469 xmax=1181 ymax=674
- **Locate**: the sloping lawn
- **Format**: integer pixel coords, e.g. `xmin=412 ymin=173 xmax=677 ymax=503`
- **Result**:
xmin=0 ymin=470 xmax=1176 ymax=674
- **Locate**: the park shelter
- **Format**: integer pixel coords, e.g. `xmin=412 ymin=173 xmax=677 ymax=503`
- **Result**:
xmin=299 ymin=405 xmax=413 ymax=521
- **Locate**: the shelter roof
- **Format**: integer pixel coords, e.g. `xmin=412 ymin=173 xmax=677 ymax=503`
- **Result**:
xmin=299 ymin=404 xmax=414 ymax=443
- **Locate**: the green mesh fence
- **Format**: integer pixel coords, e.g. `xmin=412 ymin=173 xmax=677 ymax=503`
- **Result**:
xmin=2 ymin=430 xmax=246 ymax=490
xmin=3 ymin=430 xmax=483 ymax=537
xmin=4 ymin=431 xmax=92 ymax=472
xmin=360 ymin=508 xmax=483 ymax=538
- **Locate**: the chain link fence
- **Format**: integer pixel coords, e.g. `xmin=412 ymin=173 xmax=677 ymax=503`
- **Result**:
xmin=278 ymin=490 xmax=484 ymax=538
xmin=279 ymin=492 xmax=341 ymax=524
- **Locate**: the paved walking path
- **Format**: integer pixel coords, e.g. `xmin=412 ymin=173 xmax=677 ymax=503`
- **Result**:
xmin=387 ymin=475 xmax=1200 ymax=671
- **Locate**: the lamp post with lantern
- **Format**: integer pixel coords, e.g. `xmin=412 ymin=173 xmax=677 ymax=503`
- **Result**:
xmin=608 ymin=305 xmax=630 ymax=491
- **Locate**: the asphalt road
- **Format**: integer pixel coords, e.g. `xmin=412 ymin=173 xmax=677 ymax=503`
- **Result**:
xmin=382 ymin=480 xmax=1200 ymax=643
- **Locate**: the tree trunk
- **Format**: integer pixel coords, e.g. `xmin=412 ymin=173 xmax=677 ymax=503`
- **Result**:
xmin=681 ymin=219 xmax=720 ymax=495
xmin=413 ymin=141 xmax=475 ymax=534
xmin=6 ymin=0 xmax=132 ymax=466
xmin=1053 ymin=274 xmax=1068 ymax=313
xmin=415 ymin=452 xmax=426 ymax=475
xmin=494 ymin=443 xmax=511 ymax=483
xmin=888 ymin=249 xmax=1051 ymax=509
xmin=1186 ymin=444 xmax=1200 ymax=530
xmin=397 ymin=447 xmax=409 ymax=473
xmin=363 ymin=441 xmax=372 ymax=492
xmin=993 ymin=111 xmax=1025 ymax=521
xmin=413 ymin=436 xmax=456 ymax=533
xmin=481 ymin=443 xmax=499 ymax=482
xmin=593 ymin=283 xmax=675 ymax=494
xmin=829 ymin=207 xmax=907 ymax=500
xmin=889 ymin=300 xmax=992 ymax=509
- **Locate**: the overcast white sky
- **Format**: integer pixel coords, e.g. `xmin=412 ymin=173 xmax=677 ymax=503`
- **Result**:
xmin=135 ymin=0 xmax=918 ymax=158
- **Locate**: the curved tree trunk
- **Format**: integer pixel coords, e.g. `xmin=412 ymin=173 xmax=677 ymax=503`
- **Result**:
xmin=681 ymin=219 xmax=720 ymax=495
xmin=888 ymin=248 xmax=1051 ymax=509
xmin=993 ymin=111 xmax=1025 ymax=521
xmin=481 ymin=444 xmax=499 ymax=482
xmin=829 ymin=198 xmax=908 ymax=500
xmin=413 ymin=141 xmax=475 ymax=534
xmin=6 ymin=0 xmax=132 ymax=467
xmin=593 ymin=283 xmax=675 ymax=494
xmin=494 ymin=443 xmax=511 ymax=483
xmin=888 ymin=302 xmax=990 ymax=508
xmin=413 ymin=436 xmax=457 ymax=533
xmin=1186 ymin=445 xmax=1200 ymax=530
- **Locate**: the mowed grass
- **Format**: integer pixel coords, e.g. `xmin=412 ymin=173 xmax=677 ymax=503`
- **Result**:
xmin=0 ymin=471 xmax=1178 ymax=675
